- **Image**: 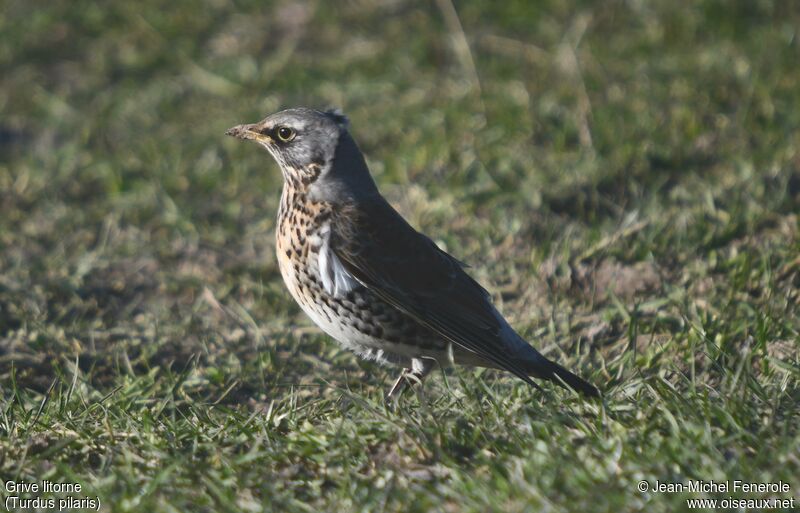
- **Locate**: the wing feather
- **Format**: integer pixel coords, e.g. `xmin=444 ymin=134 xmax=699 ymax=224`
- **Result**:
xmin=330 ymin=197 xmax=540 ymax=388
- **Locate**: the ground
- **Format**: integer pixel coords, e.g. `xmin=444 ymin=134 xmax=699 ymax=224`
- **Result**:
xmin=1 ymin=1 xmax=798 ymax=511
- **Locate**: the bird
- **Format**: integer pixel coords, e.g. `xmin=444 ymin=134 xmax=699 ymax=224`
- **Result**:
xmin=226 ymin=108 xmax=599 ymax=399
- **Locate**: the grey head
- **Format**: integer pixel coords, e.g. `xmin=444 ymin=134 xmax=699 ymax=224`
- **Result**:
xmin=226 ymin=108 xmax=378 ymax=203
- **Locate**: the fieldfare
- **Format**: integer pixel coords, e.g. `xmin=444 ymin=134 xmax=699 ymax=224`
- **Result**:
xmin=226 ymin=108 xmax=599 ymax=399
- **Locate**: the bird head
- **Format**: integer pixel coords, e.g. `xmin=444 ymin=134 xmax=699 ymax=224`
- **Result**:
xmin=226 ymin=108 xmax=377 ymax=201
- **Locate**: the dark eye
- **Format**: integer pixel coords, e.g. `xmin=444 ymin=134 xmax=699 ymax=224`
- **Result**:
xmin=276 ymin=126 xmax=295 ymax=142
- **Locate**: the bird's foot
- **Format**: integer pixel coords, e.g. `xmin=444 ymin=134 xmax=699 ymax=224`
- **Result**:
xmin=386 ymin=368 xmax=412 ymax=402
xmin=384 ymin=358 xmax=435 ymax=405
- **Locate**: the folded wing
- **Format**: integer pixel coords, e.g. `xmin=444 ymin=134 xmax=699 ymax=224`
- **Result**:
xmin=330 ymin=197 xmax=540 ymax=388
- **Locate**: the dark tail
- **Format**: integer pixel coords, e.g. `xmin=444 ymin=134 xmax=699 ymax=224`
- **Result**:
xmin=528 ymin=358 xmax=600 ymax=397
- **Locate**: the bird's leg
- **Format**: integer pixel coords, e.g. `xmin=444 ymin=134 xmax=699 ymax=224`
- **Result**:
xmin=385 ymin=358 xmax=435 ymax=401
xmin=386 ymin=369 xmax=411 ymax=399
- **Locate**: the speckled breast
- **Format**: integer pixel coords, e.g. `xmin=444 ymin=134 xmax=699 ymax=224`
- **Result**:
xmin=274 ymin=186 xmax=446 ymax=365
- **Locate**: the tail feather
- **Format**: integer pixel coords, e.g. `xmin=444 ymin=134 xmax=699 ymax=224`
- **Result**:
xmin=497 ymin=320 xmax=600 ymax=397
xmin=528 ymin=357 xmax=600 ymax=397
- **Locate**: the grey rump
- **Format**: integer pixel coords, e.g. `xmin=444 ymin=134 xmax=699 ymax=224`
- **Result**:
xmin=226 ymin=108 xmax=599 ymax=398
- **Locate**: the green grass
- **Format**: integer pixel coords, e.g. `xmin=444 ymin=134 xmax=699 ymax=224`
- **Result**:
xmin=1 ymin=0 xmax=798 ymax=511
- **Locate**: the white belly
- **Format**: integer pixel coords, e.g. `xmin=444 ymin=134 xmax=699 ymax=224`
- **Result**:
xmin=276 ymin=242 xmax=405 ymax=362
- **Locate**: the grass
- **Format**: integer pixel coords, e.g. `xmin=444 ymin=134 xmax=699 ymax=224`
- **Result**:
xmin=1 ymin=0 xmax=798 ymax=511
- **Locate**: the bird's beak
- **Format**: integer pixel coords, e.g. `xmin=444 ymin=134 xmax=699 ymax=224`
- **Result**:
xmin=225 ymin=123 xmax=269 ymax=142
